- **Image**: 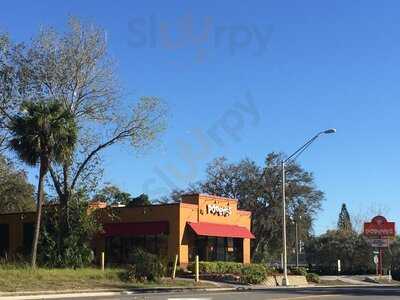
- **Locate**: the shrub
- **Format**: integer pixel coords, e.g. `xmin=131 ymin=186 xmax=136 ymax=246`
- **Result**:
xmin=38 ymin=191 xmax=102 ymax=268
xmin=188 ymin=261 xmax=243 ymax=275
xmin=306 ymin=273 xmax=320 ymax=283
xmin=240 ymin=264 xmax=267 ymax=284
xmin=128 ymin=249 xmax=166 ymax=282
xmin=120 ymin=265 xmax=136 ymax=282
xmin=290 ymin=267 xmax=308 ymax=276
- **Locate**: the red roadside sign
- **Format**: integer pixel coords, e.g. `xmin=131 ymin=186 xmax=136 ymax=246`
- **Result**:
xmin=363 ymin=215 xmax=396 ymax=276
xmin=363 ymin=215 xmax=395 ymax=238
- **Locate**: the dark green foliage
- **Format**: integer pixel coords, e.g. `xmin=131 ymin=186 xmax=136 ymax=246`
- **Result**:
xmin=188 ymin=261 xmax=244 ymax=274
xmin=187 ymin=261 xmax=270 ymax=284
xmin=290 ymin=267 xmax=308 ymax=276
xmin=121 ymin=265 xmax=137 ymax=282
xmin=95 ymin=185 xmax=151 ymax=207
xmin=127 ymin=249 xmax=166 ymax=281
xmin=38 ymin=191 xmax=101 ymax=268
xmin=240 ymin=264 xmax=268 ymax=284
xmin=95 ymin=185 xmax=132 ymax=206
xmin=128 ymin=194 xmax=151 ymax=207
xmin=9 ymin=101 xmax=77 ymax=167
xmin=337 ymin=203 xmax=353 ymax=232
xmin=305 ymin=230 xmax=375 ymax=275
xmin=306 ymin=273 xmax=320 ymax=283
xmin=384 ymin=237 xmax=400 ymax=280
xmin=0 ymin=155 xmax=35 ymax=213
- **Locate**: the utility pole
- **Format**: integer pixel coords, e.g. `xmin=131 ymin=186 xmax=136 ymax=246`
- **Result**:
xmin=280 ymin=128 xmax=336 ymax=286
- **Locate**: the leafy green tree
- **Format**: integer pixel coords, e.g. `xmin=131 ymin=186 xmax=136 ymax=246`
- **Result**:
xmin=337 ymin=203 xmax=353 ymax=232
xmin=386 ymin=237 xmax=400 ymax=280
xmin=0 ymin=155 xmax=35 ymax=213
xmin=169 ymin=153 xmax=324 ymax=262
xmin=95 ymin=185 xmax=132 ymax=206
xmin=39 ymin=190 xmax=101 ymax=268
xmin=9 ymin=100 xmax=77 ymax=268
xmin=95 ymin=185 xmax=151 ymax=207
xmin=305 ymin=230 xmax=373 ymax=274
xmin=128 ymin=194 xmax=151 ymax=207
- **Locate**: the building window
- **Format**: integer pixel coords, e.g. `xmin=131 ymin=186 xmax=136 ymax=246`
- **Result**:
xmin=0 ymin=224 xmax=9 ymax=257
xmin=195 ymin=236 xmax=243 ymax=262
xmin=23 ymin=223 xmax=34 ymax=256
xmin=105 ymin=234 xmax=168 ymax=265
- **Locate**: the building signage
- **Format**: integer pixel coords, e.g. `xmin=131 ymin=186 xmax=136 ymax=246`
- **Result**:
xmin=206 ymin=204 xmax=232 ymax=217
xmin=363 ymin=215 xmax=395 ymax=276
xmin=367 ymin=239 xmax=391 ymax=248
xmin=363 ymin=216 xmax=395 ymax=238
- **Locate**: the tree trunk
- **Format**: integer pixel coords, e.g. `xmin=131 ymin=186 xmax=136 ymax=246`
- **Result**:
xmin=31 ymin=157 xmax=48 ymax=268
xmin=58 ymin=191 xmax=69 ymax=255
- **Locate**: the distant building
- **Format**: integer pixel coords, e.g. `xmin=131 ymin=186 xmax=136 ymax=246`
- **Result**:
xmin=0 ymin=193 xmax=254 ymax=266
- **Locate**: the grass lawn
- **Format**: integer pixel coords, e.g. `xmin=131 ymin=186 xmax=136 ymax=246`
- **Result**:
xmin=0 ymin=266 xmax=210 ymax=293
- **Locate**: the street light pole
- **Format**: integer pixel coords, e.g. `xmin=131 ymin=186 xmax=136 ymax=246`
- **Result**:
xmin=281 ymin=128 xmax=336 ymax=286
xmin=295 ymin=220 xmax=299 ymax=268
xmin=282 ymin=161 xmax=288 ymax=285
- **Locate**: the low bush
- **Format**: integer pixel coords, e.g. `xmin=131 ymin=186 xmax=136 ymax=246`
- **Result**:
xmin=120 ymin=265 xmax=137 ymax=282
xmin=188 ymin=261 xmax=243 ymax=275
xmin=122 ymin=249 xmax=166 ymax=282
xmin=240 ymin=264 xmax=267 ymax=284
xmin=306 ymin=272 xmax=320 ymax=283
xmin=290 ymin=267 xmax=308 ymax=276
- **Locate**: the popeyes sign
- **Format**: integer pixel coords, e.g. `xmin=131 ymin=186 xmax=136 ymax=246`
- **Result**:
xmin=206 ymin=204 xmax=232 ymax=217
xmin=363 ymin=216 xmax=395 ymax=238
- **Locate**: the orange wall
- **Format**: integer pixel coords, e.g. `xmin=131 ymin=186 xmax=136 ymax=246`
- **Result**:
xmin=178 ymin=194 xmax=252 ymax=265
xmin=96 ymin=203 xmax=181 ymax=261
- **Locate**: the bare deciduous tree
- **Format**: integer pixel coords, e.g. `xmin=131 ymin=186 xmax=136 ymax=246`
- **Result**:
xmin=0 ymin=18 xmax=167 ymax=255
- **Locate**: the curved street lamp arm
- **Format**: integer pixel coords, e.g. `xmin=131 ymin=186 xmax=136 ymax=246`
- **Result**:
xmin=284 ymin=133 xmax=321 ymax=163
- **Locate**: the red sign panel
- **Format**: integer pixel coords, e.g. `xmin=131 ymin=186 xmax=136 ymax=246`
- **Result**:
xmin=363 ymin=216 xmax=395 ymax=237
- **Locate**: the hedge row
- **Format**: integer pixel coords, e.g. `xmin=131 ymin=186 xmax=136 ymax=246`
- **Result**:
xmin=187 ymin=261 xmax=270 ymax=284
xmin=188 ymin=261 xmax=243 ymax=275
xmin=186 ymin=261 xmax=320 ymax=285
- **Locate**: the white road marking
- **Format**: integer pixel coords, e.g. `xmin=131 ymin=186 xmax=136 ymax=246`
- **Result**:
xmin=168 ymin=298 xmax=212 ymax=300
xmin=269 ymin=294 xmax=340 ymax=300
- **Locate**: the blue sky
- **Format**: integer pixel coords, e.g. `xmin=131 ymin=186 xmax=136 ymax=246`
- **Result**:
xmin=1 ymin=1 xmax=400 ymax=234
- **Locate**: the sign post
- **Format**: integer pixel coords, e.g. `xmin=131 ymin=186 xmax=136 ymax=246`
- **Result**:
xmin=363 ymin=216 xmax=396 ymax=276
xmin=374 ymin=255 xmax=379 ymax=275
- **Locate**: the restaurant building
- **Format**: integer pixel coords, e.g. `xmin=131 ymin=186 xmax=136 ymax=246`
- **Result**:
xmin=0 ymin=194 xmax=254 ymax=266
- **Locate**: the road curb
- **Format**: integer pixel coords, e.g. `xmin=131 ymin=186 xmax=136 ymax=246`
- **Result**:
xmin=1 ymin=283 xmax=399 ymax=299
xmin=0 ymin=292 xmax=122 ymax=300
xmin=0 ymin=286 xmax=236 ymax=300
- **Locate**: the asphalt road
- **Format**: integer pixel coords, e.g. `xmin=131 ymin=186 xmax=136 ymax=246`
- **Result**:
xmin=58 ymin=286 xmax=400 ymax=300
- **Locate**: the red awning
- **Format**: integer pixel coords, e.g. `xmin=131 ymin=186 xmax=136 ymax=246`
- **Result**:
xmin=103 ymin=221 xmax=169 ymax=237
xmin=188 ymin=222 xmax=255 ymax=239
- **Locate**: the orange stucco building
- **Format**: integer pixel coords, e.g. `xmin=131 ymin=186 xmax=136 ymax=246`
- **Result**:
xmin=0 ymin=194 xmax=254 ymax=266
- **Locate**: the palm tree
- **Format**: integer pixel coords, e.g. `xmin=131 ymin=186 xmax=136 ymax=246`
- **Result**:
xmin=9 ymin=100 xmax=77 ymax=268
